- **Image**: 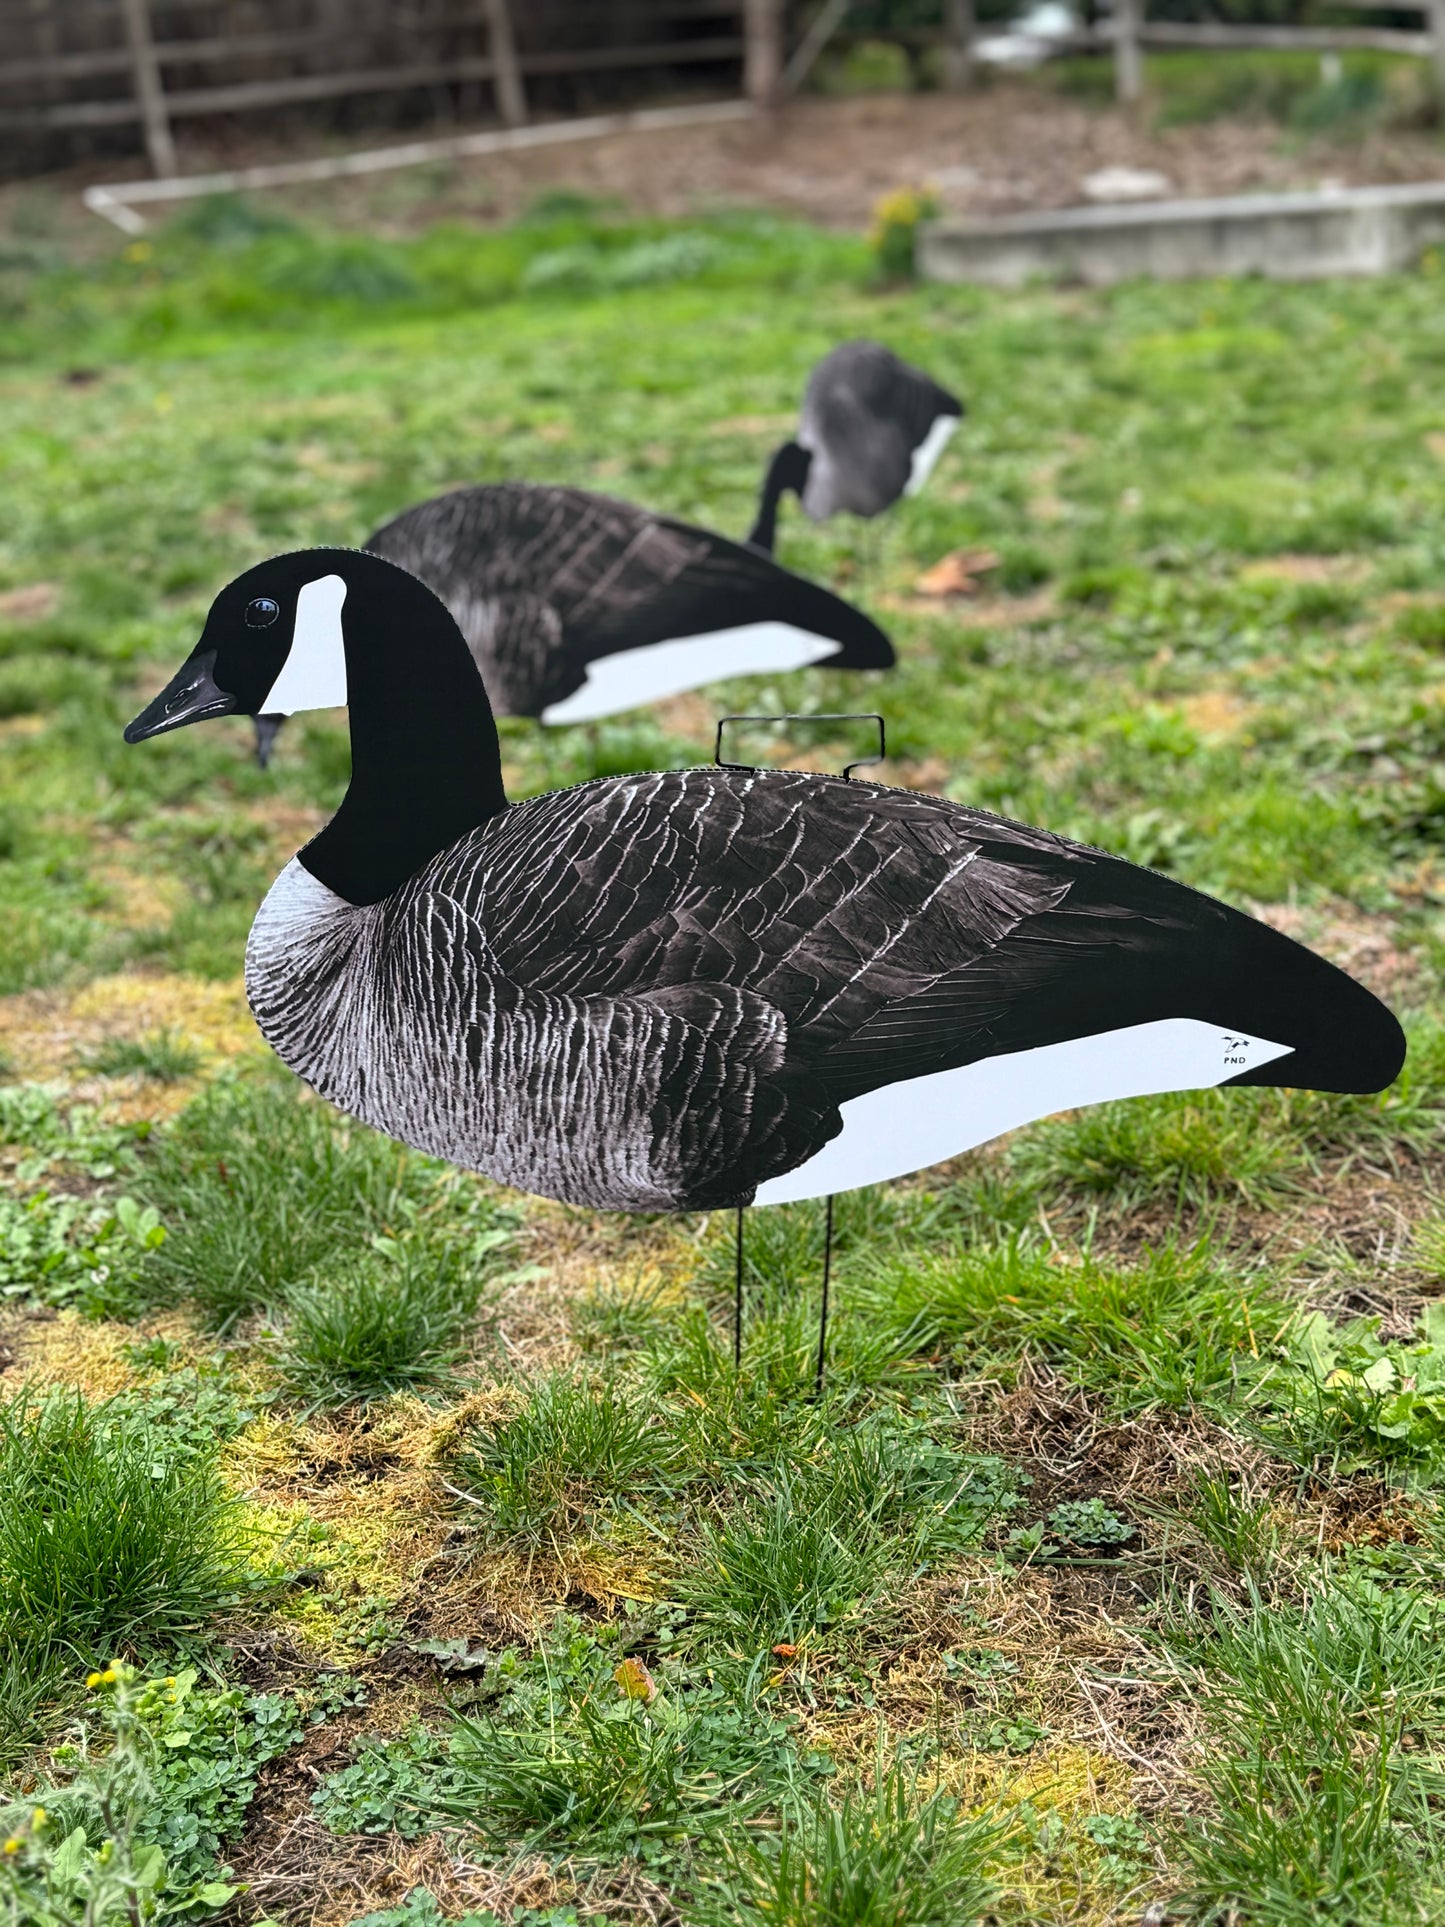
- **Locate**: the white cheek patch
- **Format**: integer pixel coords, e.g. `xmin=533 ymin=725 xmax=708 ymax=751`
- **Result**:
xmin=905 ymin=414 xmax=959 ymax=497
xmin=754 ymin=1018 xmax=1293 ymax=1206
xmin=540 ymin=622 xmax=840 ymax=725
xmin=259 ymin=574 xmax=348 ymax=715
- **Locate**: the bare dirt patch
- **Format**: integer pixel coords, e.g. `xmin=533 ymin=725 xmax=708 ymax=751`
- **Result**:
xmin=303 ymin=88 xmax=1445 ymax=232
xmin=21 ymin=86 xmax=1445 ymax=247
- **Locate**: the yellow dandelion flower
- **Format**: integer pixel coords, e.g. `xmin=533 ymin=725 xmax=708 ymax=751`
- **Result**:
xmin=2 ymin=1839 xmax=20 ymax=1856
xmin=86 ymin=1671 xmax=103 ymax=1689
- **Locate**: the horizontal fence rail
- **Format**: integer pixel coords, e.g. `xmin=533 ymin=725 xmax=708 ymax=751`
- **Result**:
xmin=0 ymin=0 xmax=749 ymax=176
xmin=3 ymin=0 xmax=1443 ymax=182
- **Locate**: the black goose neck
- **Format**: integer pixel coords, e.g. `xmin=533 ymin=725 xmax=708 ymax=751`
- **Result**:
xmin=747 ymin=440 xmax=809 ymax=554
xmin=300 ymin=555 xmax=508 ymax=907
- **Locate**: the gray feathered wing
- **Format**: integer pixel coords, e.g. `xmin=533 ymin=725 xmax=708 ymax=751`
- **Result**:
xmin=404 ymin=769 xmax=1075 ymax=1203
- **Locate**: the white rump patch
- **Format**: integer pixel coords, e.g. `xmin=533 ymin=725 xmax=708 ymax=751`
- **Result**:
xmin=259 ymin=574 xmax=348 ymax=716
xmin=754 ymin=1017 xmax=1293 ymax=1206
xmin=904 ymin=414 xmax=959 ymax=497
xmin=539 ymin=622 xmax=841 ymax=725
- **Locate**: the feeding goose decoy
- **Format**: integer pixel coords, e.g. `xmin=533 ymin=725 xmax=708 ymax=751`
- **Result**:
xmin=249 ymin=482 xmax=893 ymax=766
xmin=131 ymin=549 xmax=1403 ymax=1224
xmin=749 ymin=340 xmax=965 ymax=555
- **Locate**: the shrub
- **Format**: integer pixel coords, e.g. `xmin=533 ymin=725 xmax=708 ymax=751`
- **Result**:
xmin=867 ymin=185 xmax=938 ymax=283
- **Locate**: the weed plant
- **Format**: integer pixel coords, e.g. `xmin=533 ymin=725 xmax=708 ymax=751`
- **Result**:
xmin=0 ymin=1662 xmax=303 ymax=1924
xmin=0 ymin=1190 xmax=164 ymax=1317
xmin=1251 ymin=1303 xmax=1445 ymax=1482
xmin=435 ymin=1618 xmax=803 ymax=1863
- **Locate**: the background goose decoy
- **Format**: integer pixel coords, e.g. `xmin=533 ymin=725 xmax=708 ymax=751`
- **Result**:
xmin=130 ymin=549 xmax=1404 ymax=1218
xmin=749 ymin=340 xmax=965 ymax=556
xmin=249 ymin=482 xmax=893 ymax=765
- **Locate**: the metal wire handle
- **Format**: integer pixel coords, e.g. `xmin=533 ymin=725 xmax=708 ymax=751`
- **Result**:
xmin=713 ymin=712 xmax=886 ymax=781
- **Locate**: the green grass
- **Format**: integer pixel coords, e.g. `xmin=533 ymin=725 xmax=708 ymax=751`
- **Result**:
xmin=676 ymin=1427 xmax=1015 ymax=1656
xmin=453 ymin=1370 xmax=677 ymax=1543
xmin=80 ymin=1028 xmax=201 ymax=1083
xmin=0 ymin=1387 xmax=248 ymax=1675
xmin=137 ymin=1071 xmax=508 ymax=1328
xmin=695 ymin=1750 xmax=1011 ymax=1927
xmin=276 ymin=1244 xmax=485 ymax=1409
xmin=1166 ymin=1578 xmax=1445 ymax=1924
xmin=3 ymin=172 xmax=1445 ymax=1923
xmin=859 ymin=1236 xmax=1288 ymax=1411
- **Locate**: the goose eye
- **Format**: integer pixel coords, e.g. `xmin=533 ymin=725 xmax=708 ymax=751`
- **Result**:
xmin=245 ymin=597 xmax=280 ymax=628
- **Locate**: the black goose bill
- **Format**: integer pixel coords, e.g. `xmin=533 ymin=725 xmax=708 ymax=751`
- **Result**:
xmin=124 ymin=647 xmax=237 ymax=742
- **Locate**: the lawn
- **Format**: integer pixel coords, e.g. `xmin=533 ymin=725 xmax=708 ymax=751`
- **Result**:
xmin=1 ymin=185 xmax=1445 ymax=1926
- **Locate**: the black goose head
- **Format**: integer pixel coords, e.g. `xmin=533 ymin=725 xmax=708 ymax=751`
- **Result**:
xmin=125 ymin=550 xmax=368 ymax=743
xmin=126 ymin=549 xmax=508 ymax=907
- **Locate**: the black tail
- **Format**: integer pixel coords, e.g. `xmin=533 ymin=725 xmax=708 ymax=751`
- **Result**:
xmin=748 ymin=441 xmax=812 ymax=555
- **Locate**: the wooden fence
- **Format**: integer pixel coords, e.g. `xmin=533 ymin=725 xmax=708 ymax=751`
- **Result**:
xmin=4 ymin=0 xmax=1444 ymax=183
xmin=0 ymin=0 xmax=749 ymax=178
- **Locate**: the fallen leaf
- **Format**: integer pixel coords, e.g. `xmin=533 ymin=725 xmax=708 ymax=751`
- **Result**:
xmin=914 ymin=549 xmax=1001 ymax=598
xmin=614 ymin=1657 xmax=656 ymax=1701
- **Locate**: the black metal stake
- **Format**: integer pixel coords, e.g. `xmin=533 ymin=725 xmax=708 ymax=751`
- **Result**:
xmin=815 ymin=1194 xmax=835 ymax=1398
xmin=734 ymin=1203 xmax=745 ymax=1369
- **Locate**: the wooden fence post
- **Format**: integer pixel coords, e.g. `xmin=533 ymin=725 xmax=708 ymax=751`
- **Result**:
xmin=481 ymin=0 xmax=527 ymax=127
xmin=117 ymin=0 xmax=176 ymax=177
xmin=745 ymin=0 xmax=786 ymax=108
xmin=943 ymin=0 xmax=976 ymax=89
xmin=1428 ymin=0 xmax=1445 ymax=110
xmin=1114 ymin=0 xmax=1143 ymax=103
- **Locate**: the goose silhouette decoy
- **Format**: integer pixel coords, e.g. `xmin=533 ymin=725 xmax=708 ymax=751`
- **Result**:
xmin=749 ymin=340 xmax=965 ymax=555
xmin=249 ymin=483 xmax=893 ymax=766
xmin=130 ymin=550 xmax=1404 ymax=1214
